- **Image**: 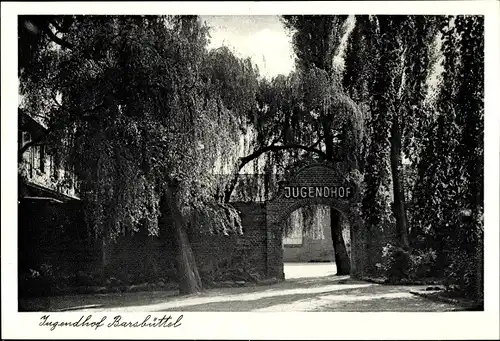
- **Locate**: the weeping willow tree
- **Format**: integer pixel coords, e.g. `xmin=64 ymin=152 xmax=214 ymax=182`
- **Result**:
xmin=18 ymin=15 xmax=255 ymax=294
xmin=230 ymin=68 xmax=362 ymax=273
xmin=283 ymin=205 xmax=351 ymax=266
xmin=294 ymin=206 xmax=350 ymax=240
xmin=281 ymin=16 xmax=363 ymax=275
xmin=221 ymin=16 xmax=365 ymax=275
xmin=283 ymin=207 xmax=324 ymax=244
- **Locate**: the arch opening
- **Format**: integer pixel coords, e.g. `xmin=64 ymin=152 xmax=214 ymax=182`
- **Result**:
xmin=264 ymin=162 xmax=362 ymax=281
xmin=280 ymin=203 xmax=351 ymax=280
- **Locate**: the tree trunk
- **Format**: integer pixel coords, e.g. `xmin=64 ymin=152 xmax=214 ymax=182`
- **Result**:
xmin=322 ymin=115 xmax=351 ymax=275
xmin=409 ymin=224 xmax=421 ymax=248
xmin=330 ymin=208 xmax=351 ymax=275
xmin=390 ymin=115 xmax=409 ymax=249
xmin=321 ymin=115 xmax=335 ymax=158
xmin=224 ymin=174 xmax=239 ymax=203
xmin=172 ymin=217 xmax=202 ymax=294
xmin=101 ymin=237 xmax=109 ymax=268
xmin=160 ymin=187 xmax=202 ymax=295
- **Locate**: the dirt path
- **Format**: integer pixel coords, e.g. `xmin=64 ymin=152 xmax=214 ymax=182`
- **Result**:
xmin=20 ymin=263 xmax=468 ymax=312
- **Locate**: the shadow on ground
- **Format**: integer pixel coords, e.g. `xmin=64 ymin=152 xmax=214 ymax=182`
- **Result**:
xmin=19 ymin=273 xmax=468 ymax=312
xmin=18 ymin=274 xmax=353 ymax=312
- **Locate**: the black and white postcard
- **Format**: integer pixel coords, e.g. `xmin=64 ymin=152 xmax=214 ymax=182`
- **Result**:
xmin=2 ymin=1 xmax=499 ymax=340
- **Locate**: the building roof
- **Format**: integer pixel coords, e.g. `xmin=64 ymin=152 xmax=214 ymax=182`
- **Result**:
xmin=18 ymin=108 xmax=49 ymax=134
xmin=22 ymin=181 xmax=80 ymax=203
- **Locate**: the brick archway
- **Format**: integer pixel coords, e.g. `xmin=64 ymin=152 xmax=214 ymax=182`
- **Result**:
xmin=265 ymin=162 xmax=366 ymax=279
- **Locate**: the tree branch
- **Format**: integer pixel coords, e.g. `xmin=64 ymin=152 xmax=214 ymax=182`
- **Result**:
xmin=50 ymin=20 xmax=64 ymax=34
xmin=39 ymin=24 xmax=73 ymax=50
xmin=239 ymin=137 xmax=329 ymax=168
xmin=223 ymin=136 xmax=334 ymax=202
xmin=51 ymin=90 xmax=106 ymax=123
xmin=245 ymin=143 xmax=328 ymax=165
xmin=309 ymin=135 xmax=323 ymax=148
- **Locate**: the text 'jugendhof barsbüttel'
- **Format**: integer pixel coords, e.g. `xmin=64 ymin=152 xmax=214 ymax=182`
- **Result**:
xmin=39 ymin=314 xmax=183 ymax=331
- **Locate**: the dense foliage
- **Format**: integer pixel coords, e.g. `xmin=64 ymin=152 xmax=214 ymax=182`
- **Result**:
xmin=342 ymin=15 xmax=483 ymax=300
xmin=19 ymin=15 xmax=484 ymax=299
xmin=19 ymin=15 xmax=262 ymax=293
xmin=411 ymin=16 xmax=484 ymax=298
xmin=19 ymin=16 xmax=251 ymax=241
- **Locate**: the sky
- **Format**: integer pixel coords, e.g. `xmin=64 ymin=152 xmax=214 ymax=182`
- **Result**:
xmin=200 ymin=15 xmax=296 ymax=79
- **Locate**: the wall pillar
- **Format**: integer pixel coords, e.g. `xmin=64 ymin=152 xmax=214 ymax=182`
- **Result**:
xmin=266 ymin=224 xmax=284 ymax=280
xmin=265 ymin=163 xmax=371 ymax=279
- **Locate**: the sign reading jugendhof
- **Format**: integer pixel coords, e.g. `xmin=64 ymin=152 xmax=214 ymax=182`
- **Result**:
xmin=283 ymin=184 xmax=355 ymax=200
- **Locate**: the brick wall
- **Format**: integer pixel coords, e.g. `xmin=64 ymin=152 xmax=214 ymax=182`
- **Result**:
xmin=191 ymin=202 xmax=269 ymax=281
xmin=265 ymin=162 xmax=392 ymax=279
xmin=19 ymin=160 xmax=395 ymax=292
xmin=107 ymin=202 xmax=273 ymax=283
xmin=18 ymin=200 xmax=99 ymax=274
xmin=18 ymin=201 xmax=274 ymax=288
xmin=267 ymin=163 xmax=355 ymax=272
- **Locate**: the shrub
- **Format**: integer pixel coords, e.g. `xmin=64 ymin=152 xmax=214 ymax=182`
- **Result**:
xmin=377 ymin=243 xmax=411 ymax=282
xmin=409 ymin=248 xmax=437 ymax=280
xmin=377 ymin=244 xmax=438 ymax=283
xmin=442 ymin=217 xmax=483 ymax=302
xmin=444 ymin=246 xmax=481 ymax=300
xmin=19 ymin=264 xmax=56 ymax=297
